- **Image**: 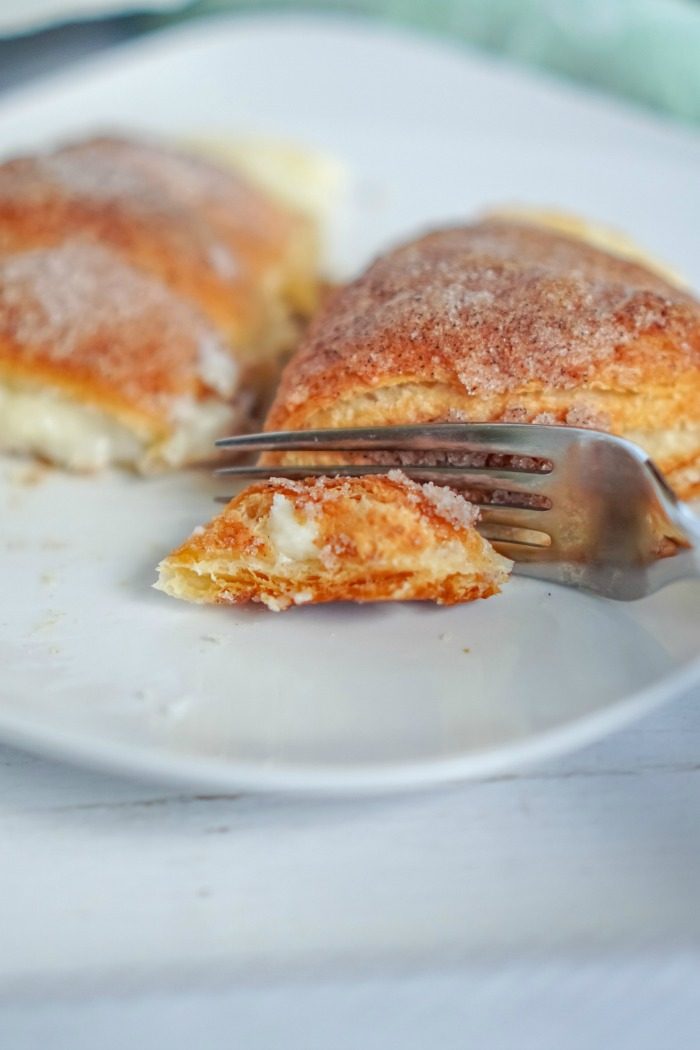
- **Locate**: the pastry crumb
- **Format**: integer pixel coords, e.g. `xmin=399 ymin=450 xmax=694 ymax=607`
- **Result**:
xmin=34 ymin=609 xmax=64 ymax=632
xmin=13 ymin=463 xmax=51 ymax=487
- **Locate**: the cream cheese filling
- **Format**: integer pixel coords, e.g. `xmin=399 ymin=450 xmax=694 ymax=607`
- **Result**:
xmin=266 ymin=494 xmax=320 ymax=563
xmin=154 ymin=396 xmax=237 ymax=472
xmin=0 ymin=382 xmax=144 ymax=470
xmin=0 ymin=381 xmax=238 ymax=472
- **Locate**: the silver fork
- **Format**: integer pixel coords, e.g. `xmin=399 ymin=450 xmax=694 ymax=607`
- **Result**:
xmin=215 ymin=424 xmax=700 ymax=600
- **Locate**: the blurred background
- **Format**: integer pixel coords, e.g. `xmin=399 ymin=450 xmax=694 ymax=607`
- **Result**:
xmin=1 ymin=0 xmax=699 ymax=124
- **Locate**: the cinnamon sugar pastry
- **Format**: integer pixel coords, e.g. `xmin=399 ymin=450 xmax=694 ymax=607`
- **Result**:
xmin=0 ymin=241 xmax=241 ymax=472
xmin=155 ymin=472 xmax=512 ymax=610
xmin=265 ymin=218 xmax=700 ymax=499
xmin=0 ymin=135 xmax=319 ymax=378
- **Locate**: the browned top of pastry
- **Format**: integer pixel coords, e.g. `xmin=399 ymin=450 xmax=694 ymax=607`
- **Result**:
xmin=0 ymin=134 xmax=313 ymax=342
xmin=267 ymin=219 xmax=700 ymax=429
xmin=178 ymin=472 xmax=481 ymax=558
xmin=0 ymin=240 xmax=237 ymax=429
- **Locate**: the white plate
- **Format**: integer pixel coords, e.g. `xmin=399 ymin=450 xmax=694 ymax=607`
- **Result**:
xmin=1 ymin=14 xmax=699 ymax=794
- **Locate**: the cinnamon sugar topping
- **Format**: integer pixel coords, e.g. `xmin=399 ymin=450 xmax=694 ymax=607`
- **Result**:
xmin=270 ymin=219 xmax=700 ymax=424
xmin=0 ymin=241 xmax=238 ymax=415
xmin=266 ymin=471 xmax=479 ymax=532
xmin=386 ymin=470 xmax=479 ymax=528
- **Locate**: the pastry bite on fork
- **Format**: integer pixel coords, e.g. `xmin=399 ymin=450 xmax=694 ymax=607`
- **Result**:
xmin=213 ymin=422 xmax=700 ymax=601
xmin=155 ymin=472 xmax=512 ymax=610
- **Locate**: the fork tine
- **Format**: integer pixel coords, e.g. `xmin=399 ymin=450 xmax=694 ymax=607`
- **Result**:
xmin=487 ymin=540 xmax=559 ymax=563
xmin=478 ymin=506 xmax=552 ymax=530
xmin=478 ymin=526 xmax=551 ymax=549
xmin=215 ymin=472 xmax=552 ymax=512
xmin=213 ymin=464 xmax=553 ymax=494
xmin=215 ymin=423 xmax=557 ymax=470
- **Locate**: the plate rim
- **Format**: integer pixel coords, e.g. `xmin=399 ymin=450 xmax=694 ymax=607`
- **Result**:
xmin=0 ymin=643 xmax=699 ymax=794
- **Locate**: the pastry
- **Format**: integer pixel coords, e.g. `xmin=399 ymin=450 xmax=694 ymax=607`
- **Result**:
xmin=264 ymin=218 xmax=700 ymax=499
xmin=155 ymin=472 xmax=512 ymax=610
xmin=0 ymin=134 xmax=319 ymax=380
xmin=0 ymin=241 xmax=241 ymax=472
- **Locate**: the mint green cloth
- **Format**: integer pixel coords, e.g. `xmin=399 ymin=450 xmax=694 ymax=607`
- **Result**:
xmin=155 ymin=0 xmax=700 ymax=125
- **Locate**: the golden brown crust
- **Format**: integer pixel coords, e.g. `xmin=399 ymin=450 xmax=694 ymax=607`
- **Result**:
xmin=265 ymin=219 xmax=700 ymax=498
xmin=0 ymin=240 xmax=237 ymax=435
xmin=155 ymin=473 xmax=512 ymax=610
xmin=0 ymin=135 xmax=318 ymax=362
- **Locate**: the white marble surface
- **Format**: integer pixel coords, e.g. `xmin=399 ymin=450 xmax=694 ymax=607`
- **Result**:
xmin=1 ymin=19 xmax=700 ymax=1049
